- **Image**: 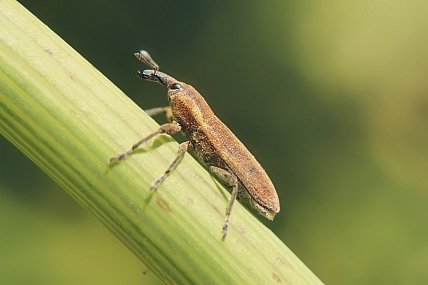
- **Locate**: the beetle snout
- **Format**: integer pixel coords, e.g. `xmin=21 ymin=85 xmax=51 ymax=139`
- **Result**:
xmin=137 ymin=70 xmax=177 ymax=89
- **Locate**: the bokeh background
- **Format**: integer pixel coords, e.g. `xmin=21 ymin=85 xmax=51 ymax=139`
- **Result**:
xmin=2 ymin=1 xmax=428 ymax=284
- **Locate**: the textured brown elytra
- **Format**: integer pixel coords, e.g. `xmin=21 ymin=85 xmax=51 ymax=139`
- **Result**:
xmin=110 ymin=50 xmax=280 ymax=238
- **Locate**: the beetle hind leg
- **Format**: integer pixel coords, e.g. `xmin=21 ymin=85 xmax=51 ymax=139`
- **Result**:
xmin=209 ymin=166 xmax=239 ymax=238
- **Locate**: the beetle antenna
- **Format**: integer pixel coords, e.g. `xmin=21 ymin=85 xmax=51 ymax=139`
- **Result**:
xmin=134 ymin=50 xmax=159 ymax=74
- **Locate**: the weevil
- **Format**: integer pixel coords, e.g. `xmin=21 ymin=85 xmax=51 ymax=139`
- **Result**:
xmin=110 ymin=50 xmax=280 ymax=238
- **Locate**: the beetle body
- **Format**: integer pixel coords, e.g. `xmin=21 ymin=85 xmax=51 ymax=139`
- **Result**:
xmin=160 ymin=73 xmax=279 ymax=219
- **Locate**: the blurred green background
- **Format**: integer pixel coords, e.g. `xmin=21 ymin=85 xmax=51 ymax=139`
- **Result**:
xmin=2 ymin=1 xmax=428 ymax=284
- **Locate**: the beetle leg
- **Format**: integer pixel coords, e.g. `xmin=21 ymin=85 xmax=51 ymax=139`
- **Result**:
xmin=150 ymin=141 xmax=190 ymax=191
xmin=210 ymin=166 xmax=239 ymax=238
xmin=110 ymin=121 xmax=181 ymax=162
xmin=144 ymin=106 xmax=173 ymax=122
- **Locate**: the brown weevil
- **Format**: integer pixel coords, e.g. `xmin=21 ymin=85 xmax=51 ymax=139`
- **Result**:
xmin=110 ymin=50 xmax=280 ymax=238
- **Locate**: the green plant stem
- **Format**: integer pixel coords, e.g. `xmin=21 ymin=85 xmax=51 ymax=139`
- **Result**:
xmin=0 ymin=1 xmax=323 ymax=284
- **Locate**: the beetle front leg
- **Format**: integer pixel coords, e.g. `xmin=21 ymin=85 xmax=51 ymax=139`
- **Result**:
xmin=109 ymin=121 xmax=181 ymax=162
xmin=144 ymin=106 xmax=173 ymax=122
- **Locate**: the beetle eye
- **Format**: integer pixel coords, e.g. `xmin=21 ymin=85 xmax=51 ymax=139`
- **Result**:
xmin=170 ymin=83 xmax=181 ymax=90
